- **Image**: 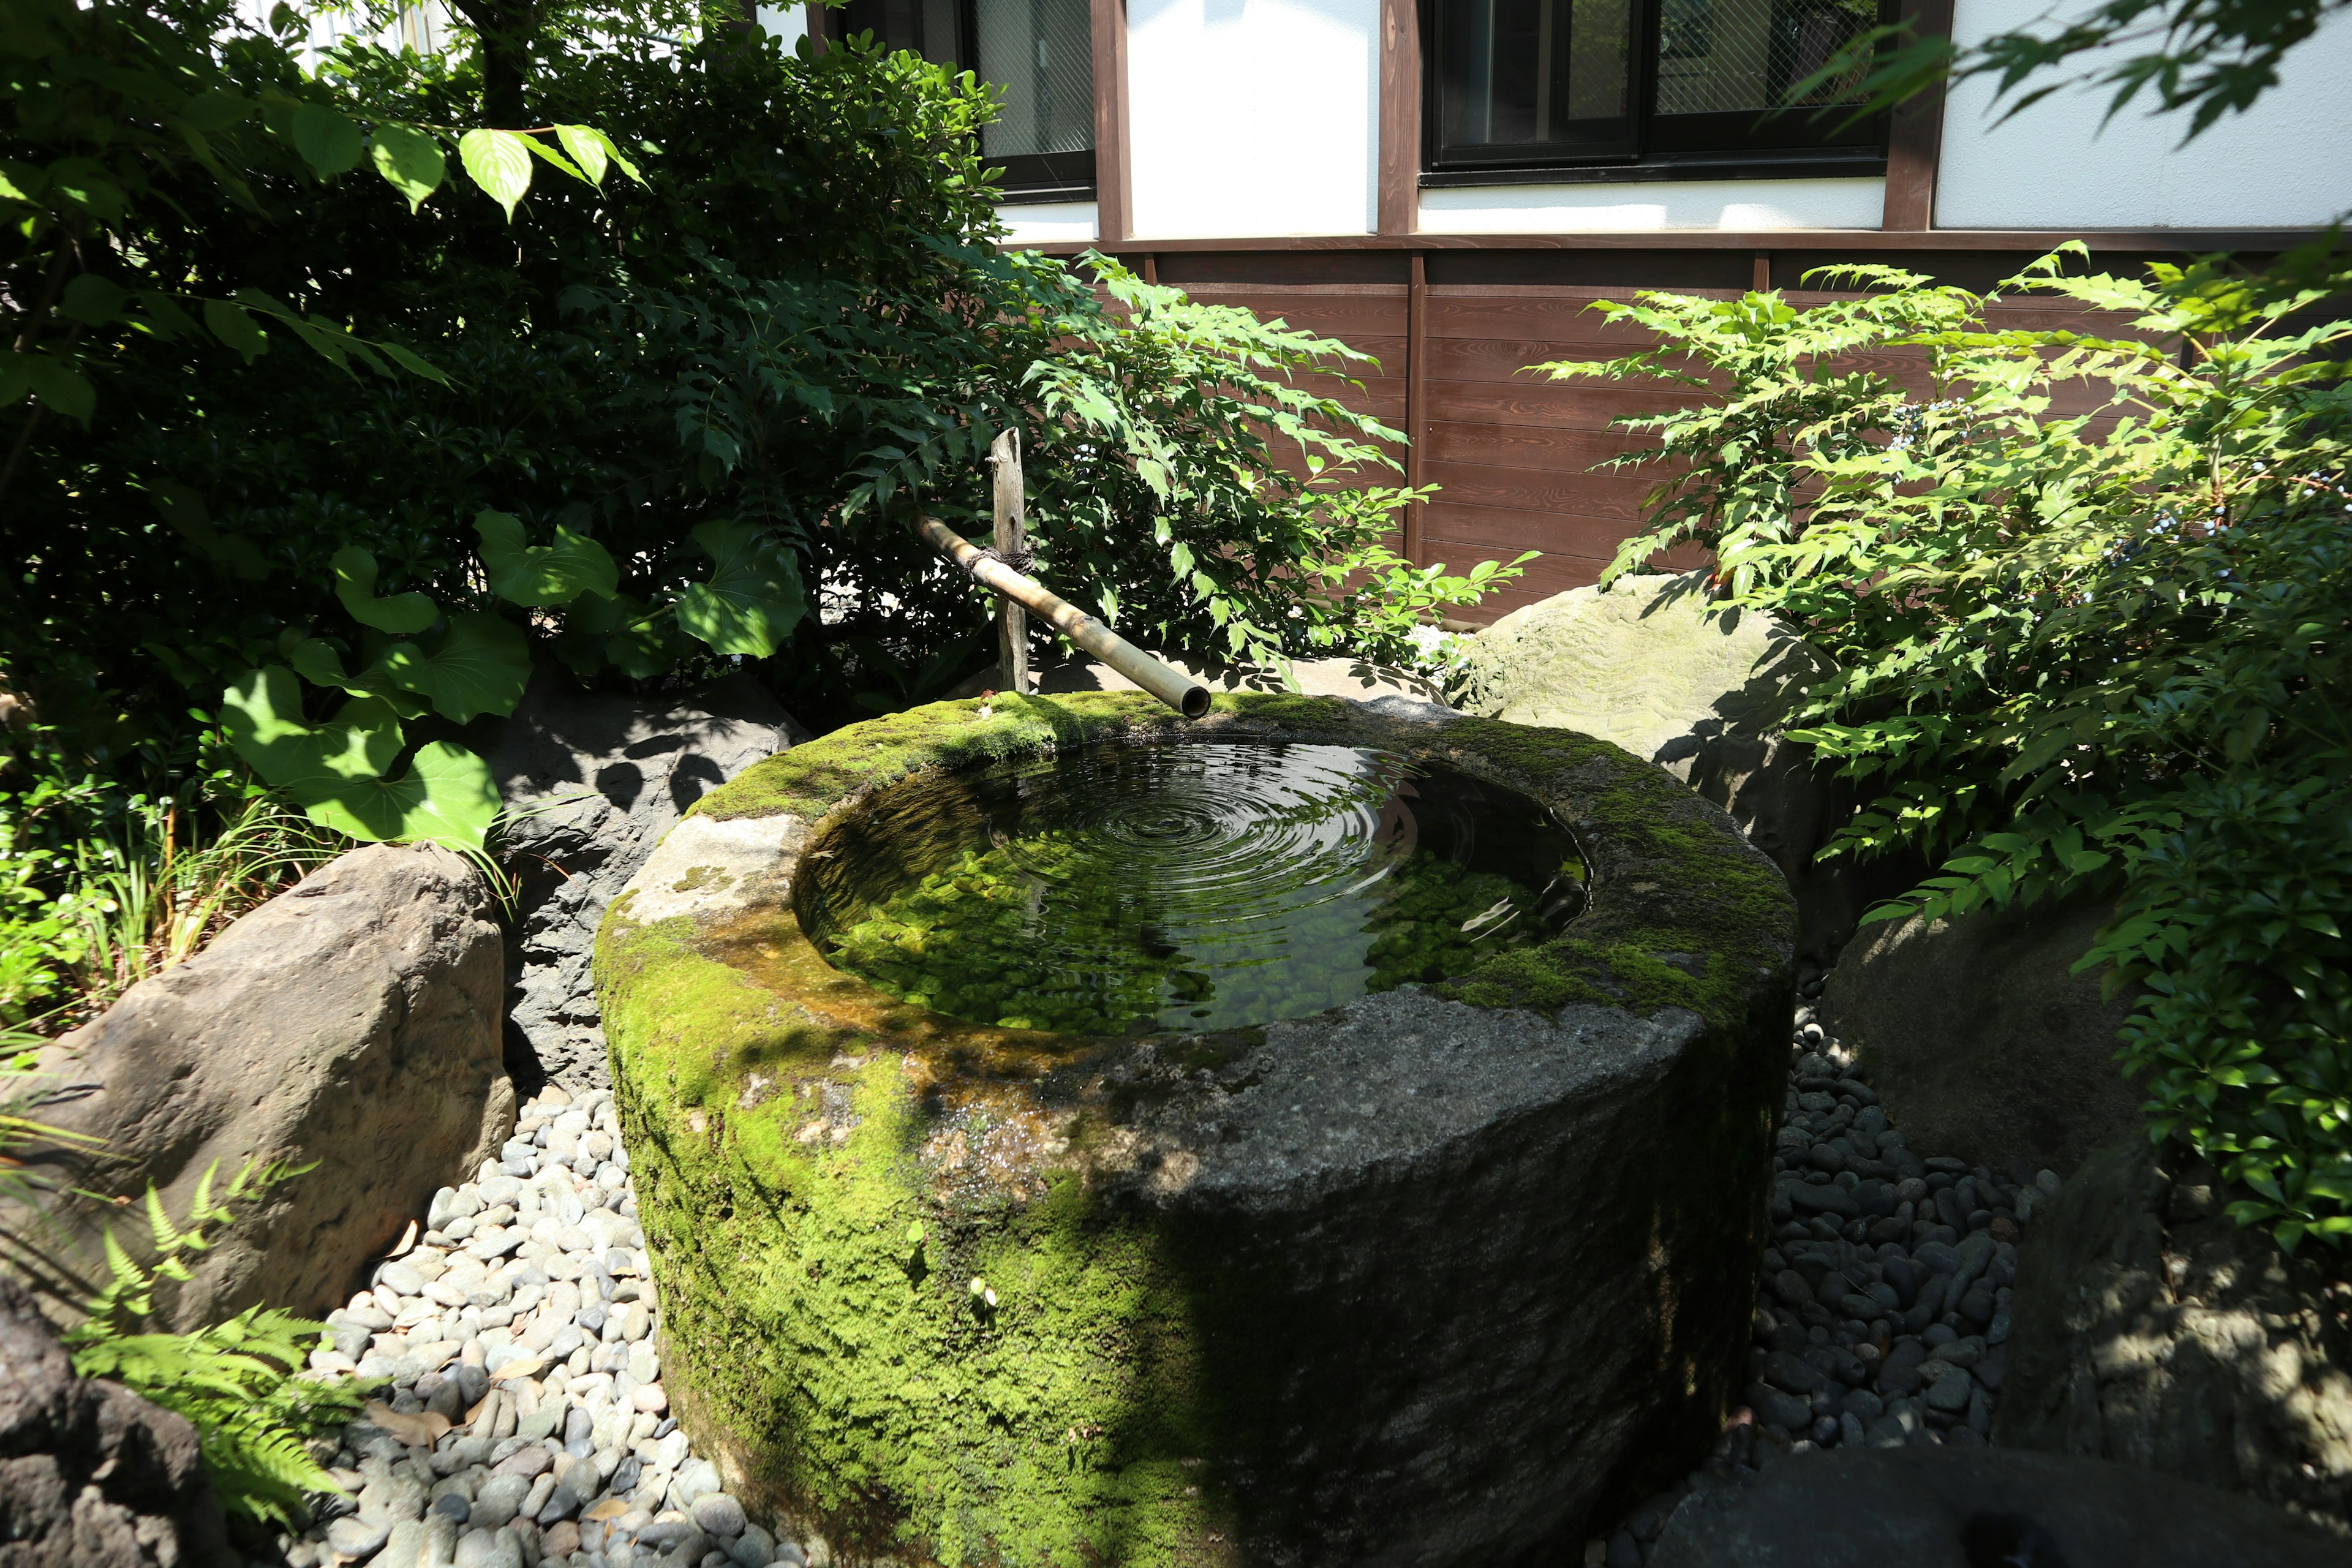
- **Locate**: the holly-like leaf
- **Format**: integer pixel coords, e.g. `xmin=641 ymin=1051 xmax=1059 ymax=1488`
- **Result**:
xmin=331 ymin=546 xmax=438 ymax=633
xmin=475 ymin=510 xmax=618 ymax=606
xmin=459 ymin=129 xmax=533 ymax=221
xmin=287 ymin=104 xmax=365 ymax=178
xmin=368 ymin=123 xmax=445 ymax=212
xmin=675 ymin=522 xmax=806 ymax=658
xmin=301 ymin=741 xmax=499 ymax=851
xmin=376 ymin=612 xmax=530 ymax=722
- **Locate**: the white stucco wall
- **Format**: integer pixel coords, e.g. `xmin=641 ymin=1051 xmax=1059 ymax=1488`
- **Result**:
xmin=1420 ymin=177 xmax=1887 ymax=232
xmin=1937 ymin=0 xmax=2352 ymax=227
xmin=756 ymin=2 xmax=812 ymax=52
xmin=997 ymin=200 xmax=1102 ymax=243
xmin=1126 ymin=0 xmax=1381 ymax=238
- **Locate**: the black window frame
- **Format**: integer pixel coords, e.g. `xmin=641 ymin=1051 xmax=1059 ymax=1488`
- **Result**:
xmin=1420 ymin=0 xmax=1893 ymax=187
xmin=831 ymin=0 xmax=1098 ymax=204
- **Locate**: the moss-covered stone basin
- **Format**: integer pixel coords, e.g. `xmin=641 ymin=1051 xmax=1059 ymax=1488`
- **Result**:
xmin=593 ymin=693 xmax=1795 ymax=1567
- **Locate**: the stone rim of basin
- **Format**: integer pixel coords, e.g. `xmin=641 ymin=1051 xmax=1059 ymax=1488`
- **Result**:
xmin=594 ymin=692 xmax=1797 ymax=1567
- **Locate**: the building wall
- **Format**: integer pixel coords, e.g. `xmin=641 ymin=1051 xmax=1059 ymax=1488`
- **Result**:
xmin=1420 ymin=177 xmax=1887 ymax=233
xmin=1936 ymin=0 xmax=2352 ymax=228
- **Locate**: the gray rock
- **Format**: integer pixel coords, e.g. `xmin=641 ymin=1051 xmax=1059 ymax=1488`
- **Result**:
xmin=1782 ymin=1181 xmax=1860 ymax=1221
xmin=374 ymin=1518 xmax=428 ymax=1568
xmin=1762 ymin=1351 xmax=1828 ymax=1396
xmin=1997 ymin=1136 xmax=2352 ymax=1533
xmin=728 ymin=1525 xmax=778 ymax=1566
xmin=4 ymin=845 xmax=514 ymax=1324
xmin=1923 ymin=1365 xmax=1972 ymax=1414
xmin=489 ymin=669 xmax=804 ymax=1092
xmin=1746 ymin=1384 xmax=1814 ymax=1432
xmin=471 ymin=1473 xmax=531 ymax=1529
xmin=1821 ymin=897 xmax=2142 ymax=1176
xmin=1449 ymin=572 xmax=1895 ymax=961
xmin=452 ymin=1528 xmax=514 ymax=1568
xmin=327 ymin=1515 xmax=394 ymax=1560
xmin=1649 ymin=1446 xmax=2348 ymax=1567
xmin=0 ymin=1273 xmax=230 ymax=1568
xmin=691 ymin=1493 xmax=747 ymax=1537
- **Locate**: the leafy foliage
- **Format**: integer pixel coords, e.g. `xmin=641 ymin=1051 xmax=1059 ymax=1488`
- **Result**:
xmin=1810 ymin=0 xmax=2343 ymax=145
xmin=61 ymin=1161 xmax=369 ymax=1531
xmin=1540 ymin=239 xmax=2352 ymax=1245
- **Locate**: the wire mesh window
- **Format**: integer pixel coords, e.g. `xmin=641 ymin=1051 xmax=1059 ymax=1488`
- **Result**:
xmin=1430 ymin=0 xmax=1885 ymax=172
xmin=835 ymin=0 xmax=1097 ymax=200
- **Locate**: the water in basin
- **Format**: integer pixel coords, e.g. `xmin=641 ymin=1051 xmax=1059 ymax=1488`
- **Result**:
xmin=796 ymin=739 xmax=1586 ymax=1035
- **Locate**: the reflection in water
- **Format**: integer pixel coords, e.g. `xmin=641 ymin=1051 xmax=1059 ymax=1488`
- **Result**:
xmin=797 ymin=741 xmax=1586 ymax=1035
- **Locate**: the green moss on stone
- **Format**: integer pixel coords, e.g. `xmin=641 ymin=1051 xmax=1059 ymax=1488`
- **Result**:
xmin=596 ymin=692 xmax=1795 ymax=1566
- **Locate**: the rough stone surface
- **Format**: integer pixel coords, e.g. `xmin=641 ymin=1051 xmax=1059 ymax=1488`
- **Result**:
xmin=1996 ymin=1135 xmax=2352 ymax=1535
xmin=1820 ymin=897 xmax=2143 ymax=1177
xmin=9 ymin=844 xmax=513 ymax=1328
xmin=0 ymin=1272 xmax=230 ymax=1566
xmin=597 ymin=693 xmax=1796 ymax=1567
xmin=489 ymin=669 xmax=805 ymax=1092
xmin=1648 ymin=1446 xmax=2348 ymax=1567
xmin=1449 ymin=573 xmax=1892 ymax=963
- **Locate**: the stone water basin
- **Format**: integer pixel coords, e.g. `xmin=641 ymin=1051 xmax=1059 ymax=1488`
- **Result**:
xmin=593 ymin=692 xmax=1795 ymax=1567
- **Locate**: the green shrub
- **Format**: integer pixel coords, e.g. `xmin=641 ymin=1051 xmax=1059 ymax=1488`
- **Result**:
xmin=59 ymin=1161 xmax=369 ymax=1532
xmin=1543 ymin=239 xmax=2352 ymax=1245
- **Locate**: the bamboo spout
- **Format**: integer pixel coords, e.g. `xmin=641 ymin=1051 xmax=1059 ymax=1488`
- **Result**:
xmin=910 ymin=513 xmax=1212 ymax=720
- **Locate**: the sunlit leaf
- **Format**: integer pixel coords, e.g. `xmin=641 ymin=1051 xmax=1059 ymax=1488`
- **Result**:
xmin=368 ymin=123 xmax=444 ymax=211
xmin=458 ymin=129 xmax=533 ymax=220
xmin=674 ymin=522 xmax=806 ymax=658
xmin=331 ymin=546 xmax=438 ymax=633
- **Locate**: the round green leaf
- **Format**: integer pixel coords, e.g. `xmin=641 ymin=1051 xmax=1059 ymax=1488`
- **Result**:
xmin=376 ymin=612 xmax=531 ymax=722
xmin=300 ymin=740 xmax=499 ymax=851
xmin=288 ymin=103 xmax=366 ymax=179
xmin=368 ymin=123 xmax=445 ymax=213
xmin=331 ymin=546 xmax=439 ymax=633
xmin=475 ymin=509 xmax=619 ymax=606
xmin=675 ymin=522 xmax=807 ymax=659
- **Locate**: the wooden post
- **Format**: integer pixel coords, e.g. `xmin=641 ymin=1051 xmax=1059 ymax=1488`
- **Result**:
xmin=990 ymin=428 xmax=1028 ymax=695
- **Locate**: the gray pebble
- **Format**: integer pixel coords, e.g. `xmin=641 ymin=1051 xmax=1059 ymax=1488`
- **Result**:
xmin=1924 ymin=1365 xmax=1973 ymax=1413
xmin=470 ymin=1474 xmax=530 ymax=1529
xmin=692 ymin=1493 xmax=747 ymax=1538
xmin=326 ymin=1517 xmax=391 ymax=1560
xmin=430 ymin=1491 xmax=471 ymax=1525
xmin=729 ymin=1525 xmax=778 ymax=1567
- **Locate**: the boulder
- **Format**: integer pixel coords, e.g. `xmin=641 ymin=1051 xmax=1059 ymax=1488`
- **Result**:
xmin=1449 ymin=573 xmax=1886 ymax=962
xmin=488 ymin=670 xmax=805 ymax=1093
xmin=597 ymin=693 xmax=1796 ymax=1566
xmin=1649 ymin=1446 xmax=2347 ymax=1567
xmin=8 ymin=843 xmax=512 ymax=1329
xmin=0 ymin=1270 xmax=232 ymax=1566
xmin=1820 ymin=897 xmax=2143 ymax=1178
xmin=1995 ymin=1136 xmax=2352 ymax=1534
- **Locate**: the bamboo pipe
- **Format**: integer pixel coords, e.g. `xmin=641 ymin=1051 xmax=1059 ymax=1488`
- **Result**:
xmin=910 ymin=513 xmax=1212 ymax=720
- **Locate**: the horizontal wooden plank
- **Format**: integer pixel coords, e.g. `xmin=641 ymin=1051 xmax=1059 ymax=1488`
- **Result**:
xmin=1420 ymin=501 xmax=1646 ymax=559
xmin=1423 ymin=376 xmax=1709 ymax=430
xmin=1422 ymin=459 xmax=1649 ymax=521
xmin=1422 ymin=420 xmax=1640 ymax=470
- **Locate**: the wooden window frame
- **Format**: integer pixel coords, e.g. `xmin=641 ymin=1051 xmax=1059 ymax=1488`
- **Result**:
xmin=813 ymin=0 xmax=1125 ymax=213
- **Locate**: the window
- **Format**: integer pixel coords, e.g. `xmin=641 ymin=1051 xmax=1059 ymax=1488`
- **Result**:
xmin=834 ymin=0 xmax=1096 ymax=201
xmin=1426 ymin=0 xmax=1887 ymax=179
